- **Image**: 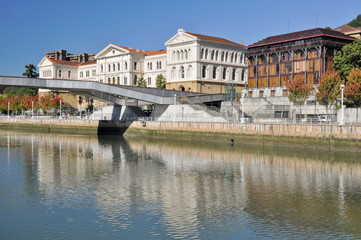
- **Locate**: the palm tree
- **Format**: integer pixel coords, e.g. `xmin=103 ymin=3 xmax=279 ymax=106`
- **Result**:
xmin=23 ymin=64 xmax=39 ymax=78
xmin=156 ymin=74 xmax=166 ymax=89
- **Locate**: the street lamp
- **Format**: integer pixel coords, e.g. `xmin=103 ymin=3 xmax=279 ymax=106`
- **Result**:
xmin=59 ymin=100 xmax=62 ymax=120
xmin=240 ymin=89 xmax=247 ymax=124
xmin=339 ymin=84 xmax=345 ymax=126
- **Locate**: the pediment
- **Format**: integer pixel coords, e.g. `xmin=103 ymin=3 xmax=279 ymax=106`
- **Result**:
xmin=165 ymin=32 xmax=197 ymax=46
xmin=95 ymin=44 xmax=129 ymax=59
xmin=38 ymin=57 xmax=53 ymax=67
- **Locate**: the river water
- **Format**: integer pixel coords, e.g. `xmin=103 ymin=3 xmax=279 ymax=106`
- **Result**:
xmin=1 ymin=130 xmax=361 ymax=239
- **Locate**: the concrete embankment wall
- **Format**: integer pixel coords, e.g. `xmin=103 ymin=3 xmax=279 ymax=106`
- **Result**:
xmin=1 ymin=118 xmax=360 ymax=143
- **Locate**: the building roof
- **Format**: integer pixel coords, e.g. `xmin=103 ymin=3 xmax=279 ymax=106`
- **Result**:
xmin=249 ymin=28 xmax=356 ymax=48
xmin=186 ymin=32 xmax=244 ymax=47
xmin=333 ymin=25 xmax=361 ymax=33
xmin=146 ymin=49 xmax=167 ymax=56
xmin=115 ymin=45 xmax=147 ymax=54
xmin=46 ymin=57 xmax=96 ymax=66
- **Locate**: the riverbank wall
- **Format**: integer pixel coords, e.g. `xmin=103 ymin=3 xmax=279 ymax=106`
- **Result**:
xmin=1 ymin=118 xmax=360 ymax=144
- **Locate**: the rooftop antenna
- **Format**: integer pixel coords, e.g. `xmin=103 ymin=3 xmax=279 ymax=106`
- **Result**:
xmin=288 ymin=18 xmax=290 ymax=32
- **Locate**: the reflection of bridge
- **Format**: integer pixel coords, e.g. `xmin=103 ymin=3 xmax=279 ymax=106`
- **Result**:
xmin=0 ymin=76 xmax=224 ymax=106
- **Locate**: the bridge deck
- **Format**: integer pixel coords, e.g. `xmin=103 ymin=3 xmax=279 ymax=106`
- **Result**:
xmin=0 ymin=76 xmax=225 ymax=105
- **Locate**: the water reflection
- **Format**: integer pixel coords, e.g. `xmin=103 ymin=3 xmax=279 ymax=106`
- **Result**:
xmin=1 ymin=130 xmax=361 ymax=239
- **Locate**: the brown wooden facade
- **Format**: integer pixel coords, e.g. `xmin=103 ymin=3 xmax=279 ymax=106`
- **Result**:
xmin=247 ymin=28 xmax=355 ymax=89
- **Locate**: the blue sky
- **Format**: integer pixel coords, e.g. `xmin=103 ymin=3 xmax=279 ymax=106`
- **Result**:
xmin=0 ymin=0 xmax=360 ymax=76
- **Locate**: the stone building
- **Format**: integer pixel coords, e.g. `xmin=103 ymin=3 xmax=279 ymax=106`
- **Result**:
xmin=38 ymin=29 xmax=247 ymax=95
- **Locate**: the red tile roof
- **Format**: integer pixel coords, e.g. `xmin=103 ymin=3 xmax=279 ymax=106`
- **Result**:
xmin=249 ymin=28 xmax=356 ymax=48
xmin=333 ymin=25 xmax=360 ymax=33
xmin=186 ymin=32 xmax=244 ymax=47
xmin=146 ymin=49 xmax=167 ymax=56
xmin=114 ymin=45 xmax=147 ymax=54
xmin=46 ymin=57 xmax=96 ymax=66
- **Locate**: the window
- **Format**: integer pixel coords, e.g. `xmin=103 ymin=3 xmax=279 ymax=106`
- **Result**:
xmin=125 ymin=62 xmax=128 ymax=70
xmin=112 ymin=77 xmax=115 ymax=84
xmin=68 ymin=71 xmax=71 ymax=78
xmin=185 ymin=50 xmax=188 ymax=59
xmin=188 ymin=65 xmax=193 ymax=78
xmin=230 ymin=53 xmax=234 ymax=63
xmin=124 ymin=76 xmax=127 ymax=85
xmin=248 ymin=91 xmax=253 ymax=98
xmin=117 ymin=77 xmax=120 ymax=85
xmin=101 ymin=65 xmax=103 ymax=73
xmin=223 ymin=68 xmax=226 ymax=80
xmin=259 ymin=90 xmax=264 ymax=98
xmin=205 ymin=49 xmax=208 ymax=59
xmin=80 ymin=71 xmax=83 ymax=78
xmin=113 ymin=64 xmax=115 ymax=72
xmin=133 ymin=75 xmax=137 ymax=85
xmin=271 ymin=90 xmax=276 ymax=97
xmin=59 ymin=70 xmax=61 ymax=78
xmin=213 ymin=67 xmax=216 ymax=79
xmin=92 ymin=70 xmax=96 ymax=76
xmin=118 ymin=63 xmax=120 ymax=71
xmin=148 ymin=77 xmax=151 ymax=85
xmin=108 ymin=64 xmax=111 ymax=72
xmin=215 ymin=51 xmax=218 ymax=61
xmin=241 ymin=70 xmax=245 ymax=81
xmin=150 ymin=62 xmax=152 ymax=70
xmin=211 ymin=50 xmax=214 ymax=60
xmin=108 ymin=78 xmax=111 ymax=84
xmin=232 ymin=69 xmax=236 ymax=80
xmin=221 ymin=52 xmax=224 ymax=61
xmin=159 ymin=61 xmax=162 ymax=69
xmin=202 ymin=66 xmax=206 ymax=78
xmin=134 ymin=62 xmax=137 ymax=70
xmin=172 ymin=67 xmax=176 ymax=79
xmin=201 ymin=48 xmax=204 ymax=59
xmin=180 ymin=66 xmax=185 ymax=79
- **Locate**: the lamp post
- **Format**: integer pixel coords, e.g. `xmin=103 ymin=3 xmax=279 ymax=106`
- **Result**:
xmin=240 ymin=89 xmax=247 ymax=124
xmin=31 ymin=101 xmax=34 ymax=119
xmin=59 ymin=100 xmax=62 ymax=120
xmin=339 ymin=84 xmax=345 ymax=126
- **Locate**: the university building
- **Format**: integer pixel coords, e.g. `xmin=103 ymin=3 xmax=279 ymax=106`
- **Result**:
xmin=246 ymin=28 xmax=355 ymax=98
xmin=38 ymin=29 xmax=247 ymax=95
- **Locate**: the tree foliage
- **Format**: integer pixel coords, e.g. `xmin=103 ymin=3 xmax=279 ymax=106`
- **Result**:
xmin=345 ymin=68 xmax=361 ymax=107
xmin=136 ymin=77 xmax=147 ymax=88
xmin=334 ymin=38 xmax=361 ymax=79
xmin=4 ymin=64 xmax=39 ymax=97
xmin=347 ymin=14 xmax=361 ymax=28
xmin=285 ymin=75 xmax=313 ymax=118
xmin=156 ymin=74 xmax=166 ymax=89
xmin=316 ymin=71 xmax=342 ymax=116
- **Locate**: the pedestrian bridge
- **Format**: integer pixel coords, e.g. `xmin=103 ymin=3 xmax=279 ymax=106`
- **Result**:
xmin=0 ymin=76 xmax=224 ymax=106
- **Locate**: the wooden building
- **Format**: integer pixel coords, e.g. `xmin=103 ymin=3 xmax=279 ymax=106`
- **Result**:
xmin=247 ymin=28 xmax=355 ymax=97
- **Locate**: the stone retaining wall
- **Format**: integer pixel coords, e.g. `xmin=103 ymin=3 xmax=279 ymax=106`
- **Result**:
xmin=1 ymin=118 xmax=360 ymax=141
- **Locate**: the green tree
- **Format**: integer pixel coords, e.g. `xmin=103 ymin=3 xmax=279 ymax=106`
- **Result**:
xmin=334 ymin=38 xmax=361 ymax=79
xmin=345 ymin=68 xmax=361 ymax=108
xmin=156 ymin=74 xmax=166 ymax=89
xmin=347 ymin=14 xmax=361 ymax=28
xmin=285 ymin=75 xmax=313 ymax=120
xmin=136 ymin=77 xmax=147 ymax=88
xmin=4 ymin=64 xmax=39 ymax=97
xmin=316 ymin=71 xmax=342 ymax=118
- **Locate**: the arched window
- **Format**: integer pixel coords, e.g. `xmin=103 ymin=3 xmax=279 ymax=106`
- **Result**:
xmin=125 ymin=62 xmax=128 ymax=70
xmin=232 ymin=69 xmax=236 ymax=80
xmin=124 ymin=76 xmax=127 ymax=85
xmin=113 ymin=64 xmax=115 ymax=72
xmin=215 ymin=51 xmax=218 ymax=61
xmin=188 ymin=49 xmax=191 ymax=59
xmin=118 ymin=63 xmax=120 ymax=71
xmin=101 ymin=65 xmax=103 ymax=73
xmin=201 ymin=48 xmax=204 ymax=59
xmin=225 ymin=52 xmax=228 ymax=62
xmin=147 ymin=63 xmax=150 ymax=70
xmin=213 ymin=67 xmax=216 ymax=79
xmin=108 ymin=64 xmax=111 ymax=72
xmin=181 ymin=50 xmax=184 ymax=60
xmin=133 ymin=75 xmax=137 ymax=85
xmin=112 ymin=77 xmax=115 ymax=84
xmin=177 ymin=51 xmax=180 ymax=60
xmin=223 ymin=68 xmax=226 ymax=80
xmin=117 ymin=77 xmax=120 ymax=85
xmin=171 ymin=67 xmax=176 ymax=79
xmin=202 ymin=66 xmax=206 ymax=78
xmin=159 ymin=61 xmax=162 ymax=69
xmin=134 ymin=62 xmax=137 ymax=70
xmin=234 ymin=53 xmax=237 ymax=63
xmin=150 ymin=62 xmax=152 ymax=70
xmin=230 ymin=53 xmax=234 ymax=63
xmin=241 ymin=70 xmax=245 ymax=81
xmin=108 ymin=78 xmax=111 ymax=84
xmin=211 ymin=50 xmax=214 ymax=60
xmin=188 ymin=65 xmax=193 ymax=78
xmin=68 ymin=71 xmax=71 ymax=78
xmin=184 ymin=50 xmax=188 ymax=59
xmin=148 ymin=77 xmax=151 ymax=85
xmin=179 ymin=66 xmax=185 ymax=79
xmin=205 ymin=49 xmax=208 ymax=59
xmin=221 ymin=52 xmax=224 ymax=61
xmin=59 ymin=70 xmax=61 ymax=78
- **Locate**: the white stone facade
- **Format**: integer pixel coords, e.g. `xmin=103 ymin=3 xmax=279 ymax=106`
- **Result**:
xmin=38 ymin=29 xmax=247 ymax=91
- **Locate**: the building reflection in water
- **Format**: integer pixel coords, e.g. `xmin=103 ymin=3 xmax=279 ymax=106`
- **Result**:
xmin=1 ymin=130 xmax=361 ymax=238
